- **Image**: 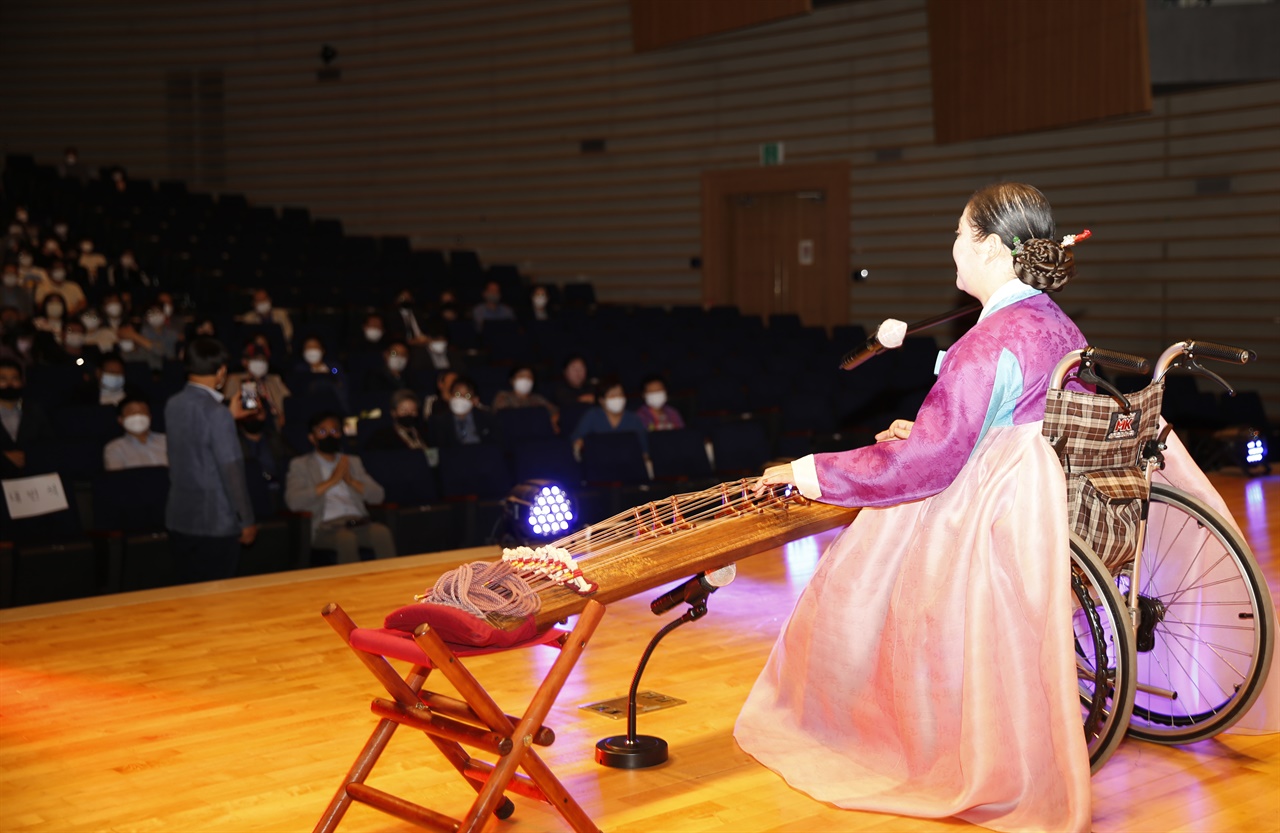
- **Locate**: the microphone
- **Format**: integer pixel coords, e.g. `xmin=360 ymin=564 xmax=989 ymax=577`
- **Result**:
xmin=649 ymin=564 xmax=737 ymax=615
xmin=839 ymin=318 xmax=907 ymax=371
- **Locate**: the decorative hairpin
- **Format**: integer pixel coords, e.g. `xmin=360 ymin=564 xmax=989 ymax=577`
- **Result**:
xmin=1010 ymin=236 xmax=1023 ymax=257
xmin=1060 ymin=229 xmax=1092 ymax=247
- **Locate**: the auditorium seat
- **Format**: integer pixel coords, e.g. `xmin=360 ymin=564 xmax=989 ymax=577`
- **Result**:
xmin=0 ymin=472 xmax=105 ymax=607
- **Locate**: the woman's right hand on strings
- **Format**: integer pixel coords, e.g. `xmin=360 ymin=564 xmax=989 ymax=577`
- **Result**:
xmin=875 ymin=419 xmax=914 ymax=443
xmin=754 ymin=463 xmax=796 ymax=496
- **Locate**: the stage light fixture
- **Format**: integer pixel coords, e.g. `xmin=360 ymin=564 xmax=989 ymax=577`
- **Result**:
xmin=505 ymin=479 xmax=576 ymax=542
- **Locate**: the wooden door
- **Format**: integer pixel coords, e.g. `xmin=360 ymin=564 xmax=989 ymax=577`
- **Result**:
xmin=702 ymin=162 xmax=849 ymax=331
xmin=726 ymin=191 xmax=829 ymax=323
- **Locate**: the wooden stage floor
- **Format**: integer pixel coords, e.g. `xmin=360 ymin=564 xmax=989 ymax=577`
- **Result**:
xmin=1 ymin=472 xmax=1277 ymax=833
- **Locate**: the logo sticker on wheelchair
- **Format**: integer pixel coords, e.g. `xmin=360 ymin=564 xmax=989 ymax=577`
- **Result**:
xmin=1105 ymin=408 xmax=1141 ymax=441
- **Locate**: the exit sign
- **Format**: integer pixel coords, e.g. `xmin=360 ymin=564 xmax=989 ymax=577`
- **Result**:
xmin=759 ymin=142 xmax=785 ymax=166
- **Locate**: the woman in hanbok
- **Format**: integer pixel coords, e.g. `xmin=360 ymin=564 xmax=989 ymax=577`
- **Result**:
xmin=739 ymin=182 xmax=1093 ymax=832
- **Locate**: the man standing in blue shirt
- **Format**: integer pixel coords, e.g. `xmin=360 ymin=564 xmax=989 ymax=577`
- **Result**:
xmin=165 ymin=337 xmax=257 ymax=582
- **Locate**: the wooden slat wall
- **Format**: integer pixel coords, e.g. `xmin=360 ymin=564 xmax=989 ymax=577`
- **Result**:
xmin=2 ymin=0 xmax=1277 ymax=411
xmin=630 ymin=0 xmax=812 ymax=52
xmin=927 ymin=0 xmax=1152 ymax=143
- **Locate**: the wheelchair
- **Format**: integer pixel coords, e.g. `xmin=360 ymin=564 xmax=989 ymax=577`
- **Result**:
xmin=1044 ymin=340 xmax=1275 ymax=772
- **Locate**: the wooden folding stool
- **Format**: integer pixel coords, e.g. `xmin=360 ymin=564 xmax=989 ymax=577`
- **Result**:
xmin=315 ymin=600 xmax=606 ymax=833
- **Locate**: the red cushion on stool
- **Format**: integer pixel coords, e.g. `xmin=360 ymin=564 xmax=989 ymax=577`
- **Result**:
xmin=350 ymin=624 xmax=565 ymax=665
xmin=383 ymin=602 xmax=537 ymax=649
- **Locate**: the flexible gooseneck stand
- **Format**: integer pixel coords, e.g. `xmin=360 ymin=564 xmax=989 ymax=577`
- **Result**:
xmin=594 ymin=596 xmax=711 ymax=768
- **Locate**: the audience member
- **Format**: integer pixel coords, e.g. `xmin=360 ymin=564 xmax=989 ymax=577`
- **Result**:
xmin=80 ymin=306 xmax=117 ymax=352
xmin=237 ymin=288 xmax=294 ymax=344
xmin=356 ymin=312 xmax=386 ymax=351
xmin=61 ymin=320 xmax=98 ymax=366
xmin=388 ymin=289 xmax=429 ymax=345
xmin=363 ymin=338 xmax=413 ymax=392
xmin=493 ymin=364 xmax=559 ymax=422
xmin=527 ymin=284 xmax=555 ymax=321
xmin=16 ymin=250 xmax=48 ymax=288
xmin=32 ymin=292 xmax=68 ymax=337
xmin=224 ymin=342 xmax=290 ymax=430
xmin=76 ymin=238 xmax=109 ymax=283
xmin=59 ymin=146 xmax=91 ymax=182
xmin=75 ymin=354 xmax=136 ymax=406
xmin=426 ymin=375 xmax=498 ymax=447
xmin=237 ymin=407 xmax=290 ymax=487
xmin=34 ymin=261 xmax=87 ymax=315
xmin=2 ymin=320 xmax=59 ymax=367
xmin=365 ymin=389 xmax=431 ymax=454
xmin=103 ymin=395 xmax=168 ymax=470
xmin=1 ymin=263 xmax=33 ymax=316
xmin=570 ymin=375 xmax=648 ymax=455
xmin=292 ymin=335 xmax=349 ymax=411
xmin=421 ymin=320 xmax=467 ymax=374
xmin=436 ymin=288 xmax=461 ymax=322
xmin=108 ymin=249 xmax=153 ymax=293
xmin=140 ymin=301 xmax=182 ymax=365
xmin=636 ymin=374 xmax=685 ymax=431
xmin=164 ymin=337 xmax=257 ymax=582
xmin=471 ymin=280 xmax=516 ymax=332
xmin=285 ymin=411 xmax=396 ymax=564
xmin=0 ymin=358 xmax=56 ymax=476
xmin=553 ymin=354 xmax=595 ymax=408
xmin=422 ymin=369 xmax=457 ymax=419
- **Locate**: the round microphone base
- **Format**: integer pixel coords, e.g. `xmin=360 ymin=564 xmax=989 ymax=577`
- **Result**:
xmin=595 ymin=735 xmax=668 ymax=769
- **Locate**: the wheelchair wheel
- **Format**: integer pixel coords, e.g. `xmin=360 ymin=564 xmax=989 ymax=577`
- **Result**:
xmin=1069 ymin=534 xmax=1136 ymax=773
xmin=1125 ymin=483 xmax=1275 ymax=743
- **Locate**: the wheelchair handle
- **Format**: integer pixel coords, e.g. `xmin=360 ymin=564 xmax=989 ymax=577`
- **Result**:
xmin=1154 ymin=340 xmax=1258 ymax=382
xmin=1049 ymin=347 xmax=1150 ymax=391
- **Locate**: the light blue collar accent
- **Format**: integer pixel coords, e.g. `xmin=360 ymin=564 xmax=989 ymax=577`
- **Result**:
xmin=970 ymin=347 xmax=1024 ymax=460
xmin=979 ymin=280 xmax=1041 ymax=322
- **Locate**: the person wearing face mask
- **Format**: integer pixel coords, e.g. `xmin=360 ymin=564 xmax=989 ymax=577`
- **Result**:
xmin=33 ymin=293 xmax=68 ymax=337
xmin=0 ymin=358 xmax=55 ymax=476
xmin=636 ymin=374 xmax=685 ymax=431
xmin=34 ymin=260 xmax=87 ymax=315
xmin=73 ymin=354 xmax=135 ymax=406
xmin=570 ymin=375 xmax=648 ymax=457
xmin=366 ymin=388 xmax=432 ymax=455
xmin=140 ymin=303 xmax=181 ymax=365
xmin=79 ymin=307 xmax=119 ymax=352
xmin=77 ymin=239 xmax=108 ymax=281
xmin=524 ymin=284 xmax=556 ymax=322
xmin=470 ymin=280 xmax=516 ymax=333
xmin=60 ymin=320 xmax=97 ymax=366
xmin=165 ymin=337 xmax=257 ymax=583
xmin=492 ymin=364 xmax=559 ymax=423
xmin=237 ymin=288 xmax=294 ymax=345
xmin=285 ymin=411 xmax=396 ymax=564
xmin=0 ymin=321 xmax=59 ymax=368
xmin=355 ymin=312 xmax=386 ymax=351
xmin=363 ymin=339 xmax=413 ymax=392
xmin=108 ymin=249 xmax=152 ymax=292
xmin=1 ymin=264 xmax=34 ymax=317
xmin=290 ymin=335 xmax=349 ymax=412
xmin=103 ymin=396 xmax=168 ymax=471
xmin=224 ymin=341 xmax=291 ymax=431
xmin=422 ymin=369 xmax=457 ymax=420
xmin=420 ymin=321 xmax=468 ymax=374
xmin=59 ymin=146 xmax=90 ymax=182
xmin=236 ymin=403 xmax=291 ymax=488
xmin=426 ymin=376 xmax=499 ymax=448
xmin=16 ymin=250 xmax=49 ymax=288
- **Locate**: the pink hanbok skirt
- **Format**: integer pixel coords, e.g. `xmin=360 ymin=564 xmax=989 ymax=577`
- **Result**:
xmin=735 ymin=422 xmax=1092 ymax=832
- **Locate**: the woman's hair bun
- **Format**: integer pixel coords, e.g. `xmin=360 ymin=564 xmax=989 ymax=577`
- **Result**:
xmin=1013 ymin=238 xmax=1074 ymax=292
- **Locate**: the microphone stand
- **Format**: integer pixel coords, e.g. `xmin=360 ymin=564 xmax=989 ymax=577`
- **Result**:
xmin=595 ymin=592 xmax=712 ymax=768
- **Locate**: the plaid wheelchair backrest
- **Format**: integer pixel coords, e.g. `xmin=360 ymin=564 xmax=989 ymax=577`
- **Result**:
xmin=1043 ymin=379 xmax=1165 ymax=572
